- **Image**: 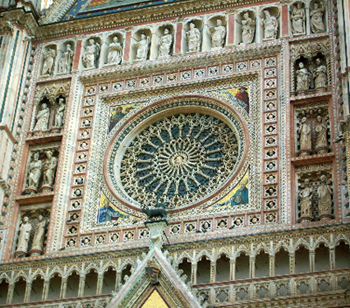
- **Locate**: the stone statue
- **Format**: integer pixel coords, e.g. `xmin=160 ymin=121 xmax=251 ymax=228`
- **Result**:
xmin=30 ymin=215 xmax=47 ymax=255
xmin=15 ymin=216 xmax=32 ymax=256
xmin=317 ymin=175 xmax=332 ymax=218
xmin=291 ymin=2 xmax=305 ymax=35
xmin=158 ymin=28 xmax=173 ymax=58
xmin=134 ymin=33 xmax=150 ymax=61
xmin=310 ymin=1 xmax=325 ymax=33
xmin=315 ymin=115 xmax=328 ymax=154
xmin=42 ymin=150 xmax=58 ymax=188
xmin=107 ymin=36 xmax=123 ymax=64
xmin=262 ymin=9 xmax=278 ymax=40
xmin=82 ymin=38 xmax=100 ymax=68
xmin=298 ymin=117 xmax=312 ymax=156
xmin=299 ymin=179 xmax=313 ymax=220
xmin=210 ymin=19 xmax=226 ymax=49
xmin=58 ymin=43 xmax=74 ymax=74
xmin=27 ymin=152 xmax=43 ymax=191
xmin=313 ymin=58 xmax=327 ymax=89
xmin=240 ymin=12 xmax=255 ymax=44
xmin=42 ymin=48 xmax=56 ymax=76
xmin=296 ymin=62 xmax=311 ymax=92
xmin=33 ymin=103 xmax=50 ymax=131
xmin=54 ymin=98 xmax=65 ymax=128
xmin=186 ymin=23 xmax=201 ymax=52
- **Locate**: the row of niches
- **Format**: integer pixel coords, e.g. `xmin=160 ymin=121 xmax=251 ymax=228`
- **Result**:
xmin=297 ymin=170 xmax=333 ymax=223
xmin=14 ymin=208 xmax=50 ymax=258
xmin=295 ymin=106 xmax=331 ymax=157
xmin=39 ymin=1 xmax=328 ymax=76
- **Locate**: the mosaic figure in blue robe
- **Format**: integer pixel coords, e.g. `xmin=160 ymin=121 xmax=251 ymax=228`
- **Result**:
xmin=98 ymin=201 xmax=129 ymax=222
xmin=217 ymin=183 xmax=249 ymax=207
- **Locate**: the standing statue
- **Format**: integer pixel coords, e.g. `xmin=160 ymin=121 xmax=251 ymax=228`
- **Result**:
xmin=30 ymin=215 xmax=47 ymax=255
xmin=107 ymin=36 xmax=123 ymax=64
xmin=296 ymin=62 xmax=311 ymax=92
xmin=54 ymin=98 xmax=65 ymax=127
xmin=262 ymin=9 xmax=278 ymax=40
xmin=315 ymin=115 xmax=328 ymax=154
xmin=186 ymin=23 xmax=201 ymax=52
xmin=313 ymin=58 xmax=327 ymax=89
xmin=298 ymin=117 xmax=312 ymax=156
xmin=42 ymin=48 xmax=56 ymax=76
xmin=33 ymin=103 xmax=50 ymax=131
xmin=82 ymin=38 xmax=100 ymax=68
xmin=58 ymin=43 xmax=74 ymax=74
xmin=42 ymin=150 xmax=58 ymax=189
xmin=210 ymin=19 xmax=226 ymax=49
xmin=26 ymin=152 xmax=43 ymax=191
xmin=15 ymin=216 xmax=32 ymax=257
xmin=310 ymin=1 xmax=325 ymax=33
xmin=158 ymin=28 xmax=173 ymax=58
xmin=134 ymin=33 xmax=150 ymax=61
xmin=240 ymin=12 xmax=255 ymax=44
xmin=291 ymin=2 xmax=305 ymax=35
xmin=317 ymin=175 xmax=332 ymax=218
xmin=299 ymin=179 xmax=313 ymax=221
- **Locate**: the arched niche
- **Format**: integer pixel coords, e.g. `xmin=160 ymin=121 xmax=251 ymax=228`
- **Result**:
xmin=197 ymin=256 xmax=210 ymax=284
xmin=84 ymin=269 xmax=98 ymax=296
xmin=104 ymin=33 xmax=124 ymax=66
xmin=206 ymin=15 xmax=227 ymax=51
xmin=47 ymin=273 xmax=62 ymax=300
xmin=81 ymin=37 xmax=102 ymax=70
xmin=216 ymin=254 xmax=230 ymax=282
xmin=315 ymin=243 xmax=330 ymax=272
xmin=12 ymin=277 xmax=26 ymax=304
xmin=178 ymin=258 xmax=191 ymax=283
xmin=295 ymin=246 xmax=310 ymax=273
xmin=41 ymin=44 xmax=57 ymax=77
xmin=235 ymin=10 xmax=256 ymax=45
xmin=65 ymin=271 xmax=80 ymax=298
xmin=310 ymin=0 xmax=327 ymax=34
xmin=131 ymin=28 xmax=152 ymax=62
xmin=30 ymin=275 xmax=44 ymax=302
xmin=255 ymin=250 xmax=270 ymax=278
xmin=57 ymin=40 xmax=75 ymax=75
xmin=335 ymin=241 xmax=350 ymax=269
xmin=260 ymin=7 xmax=280 ymax=42
xmin=183 ymin=19 xmax=203 ymax=54
xmin=155 ymin=24 xmax=175 ymax=59
xmin=235 ymin=252 xmax=250 ymax=280
xmin=121 ymin=264 xmax=132 ymax=284
xmin=0 ymin=279 xmax=9 ymax=304
xmin=289 ymin=2 xmax=306 ymax=36
xmin=275 ymin=248 xmax=290 ymax=276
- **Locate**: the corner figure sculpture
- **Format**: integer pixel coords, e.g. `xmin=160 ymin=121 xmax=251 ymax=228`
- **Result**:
xmin=42 ymin=48 xmax=56 ymax=76
xmin=210 ymin=19 xmax=226 ymax=49
xmin=107 ymin=36 xmax=123 ymax=64
xmin=134 ymin=33 xmax=150 ymax=61
xmin=42 ymin=150 xmax=58 ymax=189
xmin=15 ymin=216 xmax=32 ymax=257
xmin=315 ymin=115 xmax=329 ymax=154
xmin=310 ymin=1 xmax=325 ymax=33
xmin=317 ymin=175 xmax=333 ymax=218
xmin=291 ymin=2 xmax=305 ymax=35
xmin=299 ymin=179 xmax=313 ymax=221
xmin=296 ymin=62 xmax=311 ymax=92
xmin=262 ymin=9 xmax=278 ymax=40
xmin=240 ymin=12 xmax=255 ymax=44
xmin=54 ymin=98 xmax=65 ymax=127
xmin=58 ymin=43 xmax=74 ymax=74
xmin=30 ymin=215 xmax=47 ymax=255
xmin=26 ymin=152 xmax=43 ymax=192
xmin=82 ymin=38 xmax=100 ymax=68
xmin=298 ymin=117 xmax=312 ymax=156
xmin=158 ymin=28 xmax=173 ymax=58
xmin=314 ymin=58 xmax=327 ymax=90
xmin=33 ymin=103 xmax=50 ymax=131
xmin=186 ymin=23 xmax=201 ymax=52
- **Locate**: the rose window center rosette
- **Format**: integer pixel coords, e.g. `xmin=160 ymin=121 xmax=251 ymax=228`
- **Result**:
xmin=106 ymin=100 xmax=246 ymax=211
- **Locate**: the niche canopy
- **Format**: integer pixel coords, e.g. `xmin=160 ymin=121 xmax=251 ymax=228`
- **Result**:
xmin=106 ymin=99 xmax=246 ymax=211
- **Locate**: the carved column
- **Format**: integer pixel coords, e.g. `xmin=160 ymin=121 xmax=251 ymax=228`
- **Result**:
xmin=210 ymin=260 xmax=216 ymax=283
xmin=249 ymin=256 xmax=255 ymax=278
xmin=209 ymin=287 xmax=215 ymax=305
xmin=227 ymin=10 xmax=235 ymax=46
xmin=330 ymin=247 xmax=335 ymax=270
xmin=116 ymin=270 xmax=122 ymax=291
xmin=305 ymin=3 xmax=311 ymax=36
xmin=78 ymin=275 xmax=86 ymax=297
xmin=149 ymin=29 xmax=156 ymax=60
xmin=96 ymin=273 xmax=103 ymax=295
xmin=123 ymin=27 xmax=133 ymax=64
xmin=269 ymin=254 xmax=275 ymax=276
xmin=6 ymin=284 xmax=14 ymax=305
xmin=24 ymin=280 xmax=32 ymax=302
xmin=230 ymin=259 xmax=236 ymax=280
xmin=42 ymin=279 xmax=50 ymax=301
xmin=61 ymin=277 xmax=67 ymax=299
xmin=174 ymin=20 xmax=183 ymax=55
xmin=256 ymin=12 xmax=262 ymax=43
xmin=289 ymin=252 xmax=295 ymax=274
xmin=191 ymin=262 xmax=197 ymax=285
xmin=310 ymin=249 xmax=315 ymax=272
xmin=202 ymin=21 xmax=210 ymax=52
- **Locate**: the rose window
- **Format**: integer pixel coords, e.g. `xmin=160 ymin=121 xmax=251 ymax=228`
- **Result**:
xmin=119 ymin=113 xmax=240 ymax=208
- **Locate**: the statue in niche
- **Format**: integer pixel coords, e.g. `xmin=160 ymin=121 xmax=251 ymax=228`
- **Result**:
xmin=240 ymin=12 xmax=255 ymax=44
xmin=262 ymin=9 xmax=278 ymax=40
xmin=82 ymin=38 xmax=100 ymax=68
xmin=317 ymin=175 xmax=332 ymax=218
xmin=310 ymin=1 xmax=325 ymax=33
xmin=210 ymin=19 xmax=226 ymax=49
xmin=26 ymin=152 xmax=43 ymax=191
xmin=42 ymin=48 xmax=56 ymax=76
xmin=30 ymin=215 xmax=47 ymax=255
xmin=42 ymin=150 xmax=58 ymax=189
xmin=296 ymin=62 xmax=311 ymax=92
xmin=298 ymin=117 xmax=312 ymax=156
xmin=15 ymin=216 xmax=32 ymax=256
xmin=134 ymin=33 xmax=150 ymax=61
xmin=315 ymin=115 xmax=329 ymax=154
xmin=33 ymin=103 xmax=50 ymax=131
xmin=58 ymin=43 xmax=74 ymax=74
xmin=107 ymin=36 xmax=123 ymax=64
xmin=158 ymin=28 xmax=173 ymax=59
xmin=291 ymin=2 xmax=305 ymax=35
xmin=299 ymin=179 xmax=313 ymax=221
xmin=186 ymin=23 xmax=201 ymax=52
xmin=313 ymin=58 xmax=327 ymax=89
xmin=54 ymin=98 xmax=65 ymax=128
